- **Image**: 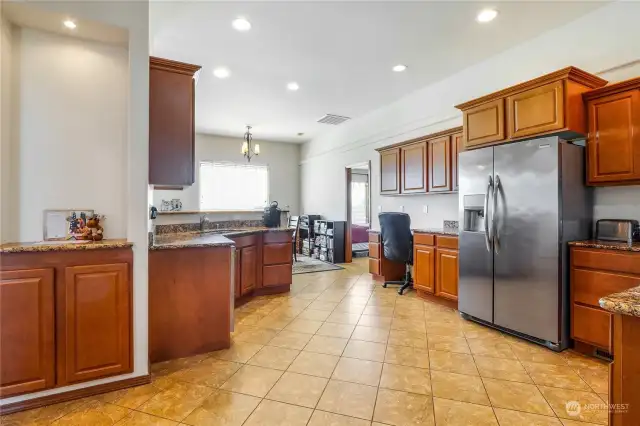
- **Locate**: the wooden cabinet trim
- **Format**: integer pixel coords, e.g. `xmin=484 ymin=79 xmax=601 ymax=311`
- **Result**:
xmin=263 ymin=242 xmax=292 ymax=265
xmin=368 ymin=233 xmax=381 ymax=243
xmin=572 ymin=303 xmax=612 ymax=351
xmin=413 ymin=244 xmax=435 ymax=293
xmin=571 ymin=248 xmax=640 ymax=276
xmin=572 ymin=268 xmax=640 ymax=308
xmin=413 ymin=233 xmax=435 ymax=246
xmin=263 ymin=264 xmax=292 ymax=287
xmin=452 ymin=132 xmax=463 ymax=191
xmin=368 ymin=242 xmax=381 ymax=260
xmin=436 ymin=236 xmax=459 ymax=250
xmin=369 ymin=258 xmax=381 ymax=276
xmin=263 ymin=231 xmax=293 ymax=244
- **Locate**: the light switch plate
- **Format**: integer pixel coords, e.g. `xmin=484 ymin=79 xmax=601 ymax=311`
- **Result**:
xmin=423 ymin=205 xmax=429 ymax=214
xmin=400 ymin=206 xmax=405 ymax=212
xmin=378 ymin=205 xmax=382 ymax=212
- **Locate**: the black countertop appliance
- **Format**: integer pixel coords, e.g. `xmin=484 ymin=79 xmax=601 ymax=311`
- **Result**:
xmin=263 ymin=201 xmax=281 ymax=227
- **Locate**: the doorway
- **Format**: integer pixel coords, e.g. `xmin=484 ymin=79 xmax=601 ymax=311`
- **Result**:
xmin=345 ymin=161 xmax=372 ymax=263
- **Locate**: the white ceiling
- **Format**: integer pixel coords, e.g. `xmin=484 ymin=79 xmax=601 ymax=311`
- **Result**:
xmin=150 ymin=1 xmax=606 ymax=143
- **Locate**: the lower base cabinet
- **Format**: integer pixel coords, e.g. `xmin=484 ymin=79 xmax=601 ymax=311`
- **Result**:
xmin=0 ymin=249 xmax=133 ymax=398
xmin=0 ymin=269 xmax=55 ymax=397
xmin=412 ymin=233 xmax=459 ymax=304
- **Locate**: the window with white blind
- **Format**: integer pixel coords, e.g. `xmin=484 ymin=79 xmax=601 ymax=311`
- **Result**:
xmin=199 ymin=162 xmax=269 ymax=210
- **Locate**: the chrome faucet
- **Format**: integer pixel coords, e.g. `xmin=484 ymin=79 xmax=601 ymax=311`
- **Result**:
xmin=200 ymin=214 xmax=210 ymax=231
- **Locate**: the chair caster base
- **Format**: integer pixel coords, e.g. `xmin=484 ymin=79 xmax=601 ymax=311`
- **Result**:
xmin=382 ymin=283 xmax=388 ymax=288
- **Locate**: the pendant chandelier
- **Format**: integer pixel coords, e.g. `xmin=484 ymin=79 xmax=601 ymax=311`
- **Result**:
xmin=241 ymin=125 xmax=260 ymax=162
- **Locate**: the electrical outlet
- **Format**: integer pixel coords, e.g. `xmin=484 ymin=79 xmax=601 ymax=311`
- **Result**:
xmin=400 ymin=205 xmax=405 ymax=212
xmin=423 ymin=205 xmax=429 ymax=214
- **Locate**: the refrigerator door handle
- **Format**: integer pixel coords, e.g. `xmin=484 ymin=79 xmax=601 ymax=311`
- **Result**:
xmin=484 ymin=175 xmax=493 ymax=252
xmin=493 ymin=174 xmax=501 ymax=254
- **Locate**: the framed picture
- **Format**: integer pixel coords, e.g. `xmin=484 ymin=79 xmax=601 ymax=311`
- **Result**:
xmin=43 ymin=209 xmax=94 ymax=241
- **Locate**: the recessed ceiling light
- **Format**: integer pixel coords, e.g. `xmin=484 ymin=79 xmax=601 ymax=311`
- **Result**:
xmin=213 ymin=67 xmax=230 ymax=79
xmin=287 ymin=82 xmax=299 ymax=91
xmin=232 ymin=18 xmax=251 ymax=32
xmin=392 ymin=64 xmax=407 ymax=72
xmin=63 ymin=19 xmax=77 ymax=29
xmin=476 ymin=9 xmax=498 ymax=23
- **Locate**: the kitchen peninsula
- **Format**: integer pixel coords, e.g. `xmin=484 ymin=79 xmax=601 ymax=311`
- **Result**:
xmin=148 ymin=223 xmax=294 ymax=363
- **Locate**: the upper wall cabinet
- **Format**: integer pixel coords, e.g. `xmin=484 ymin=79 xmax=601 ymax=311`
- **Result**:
xmin=401 ymin=141 xmax=427 ymax=194
xmin=456 ymin=67 xmax=607 ymax=150
xmin=380 ymin=148 xmax=401 ymax=194
xmin=376 ymin=127 xmax=461 ymax=195
xmin=149 ymin=57 xmax=202 ymax=186
xmin=583 ymin=77 xmax=640 ymax=186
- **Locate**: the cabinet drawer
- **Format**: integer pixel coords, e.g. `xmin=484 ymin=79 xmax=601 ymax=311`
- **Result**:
xmin=572 ymin=304 xmax=611 ymax=350
xmin=263 ymin=264 xmax=292 ymax=287
xmin=369 ymin=243 xmax=381 ymax=259
xmin=263 ymin=243 xmax=291 ymax=265
xmin=233 ymin=235 xmax=259 ymax=249
xmin=436 ymin=236 xmax=458 ymax=250
xmin=369 ymin=258 xmax=381 ymax=276
xmin=369 ymin=233 xmax=381 ymax=243
xmin=573 ymin=268 xmax=640 ymax=307
xmin=414 ymin=233 xmax=435 ymax=246
xmin=572 ymin=248 xmax=640 ymax=275
xmin=506 ymin=80 xmax=565 ymax=139
xmin=463 ymin=98 xmax=505 ymax=148
xmin=263 ymin=232 xmax=292 ymax=244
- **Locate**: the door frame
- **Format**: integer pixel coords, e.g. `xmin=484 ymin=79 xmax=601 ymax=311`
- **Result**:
xmin=345 ymin=161 xmax=372 ymax=264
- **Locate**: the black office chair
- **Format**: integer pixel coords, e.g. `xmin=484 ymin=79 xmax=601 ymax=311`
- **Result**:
xmin=379 ymin=212 xmax=413 ymax=295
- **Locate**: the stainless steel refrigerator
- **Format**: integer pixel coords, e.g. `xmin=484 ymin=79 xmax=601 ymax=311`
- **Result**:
xmin=458 ymin=136 xmax=592 ymax=351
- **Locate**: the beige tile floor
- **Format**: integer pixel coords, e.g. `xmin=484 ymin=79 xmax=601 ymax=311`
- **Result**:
xmin=2 ymin=258 xmax=611 ymax=426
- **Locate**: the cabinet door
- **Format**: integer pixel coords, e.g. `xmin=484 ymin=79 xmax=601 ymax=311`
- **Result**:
xmin=149 ymin=62 xmax=197 ymax=186
xmin=0 ymin=269 xmax=55 ymax=397
xmin=401 ymin=141 xmax=428 ymax=194
xmin=506 ymin=80 xmax=564 ymax=139
xmin=234 ymin=249 xmax=242 ymax=299
xmin=428 ymin=136 xmax=451 ymax=192
xmin=380 ymin=148 xmax=400 ymax=194
xmin=413 ymin=244 xmax=435 ymax=293
xmin=435 ymin=248 xmax=459 ymax=301
xmin=452 ymin=132 xmax=463 ymax=191
xmin=587 ymin=90 xmax=640 ymax=185
xmin=463 ymin=98 xmax=505 ymax=148
xmin=63 ymin=263 xmax=131 ymax=384
xmin=240 ymin=246 xmax=257 ymax=296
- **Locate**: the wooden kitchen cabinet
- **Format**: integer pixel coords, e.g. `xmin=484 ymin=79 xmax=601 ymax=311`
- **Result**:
xmin=149 ymin=57 xmax=201 ymax=186
xmin=0 ymin=247 xmax=134 ymax=398
xmin=435 ymin=248 xmax=459 ymax=301
xmin=506 ymin=80 xmax=564 ymax=139
xmin=0 ymin=269 xmax=55 ymax=398
xmin=367 ymin=231 xmax=405 ymax=282
xmin=380 ymin=148 xmax=401 ymax=194
xmin=240 ymin=246 xmax=257 ymax=295
xmin=462 ymin=98 xmax=505 ymax=148
xmin=413 ymin=244 xmax=435 ymax=293
xmin=456 ymin=67 xmax=607 ymax=150
xmin=583 ymin=78 xmax=640 ymax=186
xmin=262 ymin=232 xmax=293 ymax=288
xmin=63 ymin=263 xmax=131 ymax=384
xmin=376 ymin=127 xmax=461 ymax=196
xmin=452 ymin=132 xmax=463 ymax=191
xmin=428 ymin=136 xmax=452 ymax=192
xmin=570 ymin=246 xmax=640 ymax=354
xmin=401 ymin=141 xmax=428 ymax=194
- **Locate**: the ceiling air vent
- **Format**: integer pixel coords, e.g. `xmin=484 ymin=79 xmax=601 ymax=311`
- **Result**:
xmin=317 ymin=114 xmax=351 ymax=125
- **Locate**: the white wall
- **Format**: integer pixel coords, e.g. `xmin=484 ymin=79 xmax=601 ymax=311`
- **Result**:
xmin=8 ymin=27 xmax=128 ymax=241
xmin=0 ymin=16 xmax=15 ymax=243
xmin=301 ymin=1 xmax=640 ymax=230
xmin=0 ymin=0 xmax=149 ymax=406
xmin=153 ymin=134 xmax=301 ymax=225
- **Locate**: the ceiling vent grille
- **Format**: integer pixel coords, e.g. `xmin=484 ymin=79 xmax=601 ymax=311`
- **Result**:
xmin=317 ymin=114 xmax=351 ymax=125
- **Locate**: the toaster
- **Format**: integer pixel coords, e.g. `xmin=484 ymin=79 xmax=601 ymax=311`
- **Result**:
xmin=595 ymin=219 xmax=639 ymax=244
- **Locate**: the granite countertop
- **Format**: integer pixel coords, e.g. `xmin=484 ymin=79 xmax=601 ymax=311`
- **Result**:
xmin=150 ymin=227 xmax=292 ymax=250
xmin=600 ymin=286 xmax=640 ymax=317
xmin=569 ymin=240 xmax=640 ymax=253
xmin=0 ymin=239 xmax=133 ymax=253
xmin=368 ymin=228 xmax=459 ymax=237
